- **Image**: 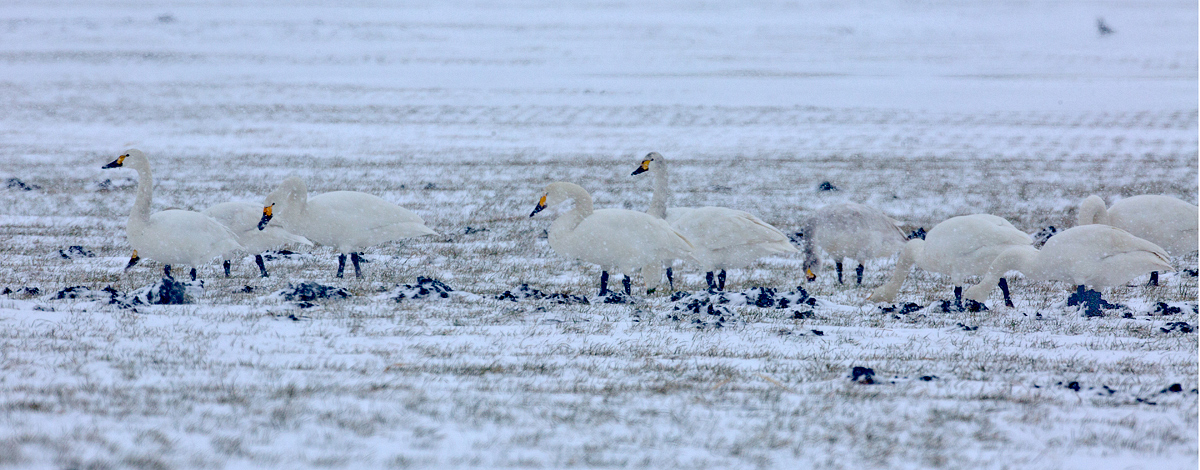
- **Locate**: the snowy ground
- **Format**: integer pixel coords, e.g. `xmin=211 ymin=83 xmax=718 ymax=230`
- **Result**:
xmin=0 ymin=0 xmax=1197 ymax=468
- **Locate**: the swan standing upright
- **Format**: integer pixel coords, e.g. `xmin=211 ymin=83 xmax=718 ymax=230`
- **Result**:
xmin=258 ymin=176 xmax=437 ymax=278
xmin=867 ymin=214 xmax=1032 ymax=308
xmin=101 ymin=149 xmax=242 ymax=281
xmin=530 ymin=181 xmax=694 ymax=296
xmin=964 ymin=225 xmax=1172 ymax=313
xmin=630 ymin=152 xmax=797 ymax=291
xmin=799 ymin=202 xmax=908 ymax=285
xmin=1077 ymin=194 xmax=1198 ymax=285
xmin=202 ymin=201 xmax=312 ymax=277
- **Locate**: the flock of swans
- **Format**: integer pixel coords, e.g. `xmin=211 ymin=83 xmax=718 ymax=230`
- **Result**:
xmin=101 ymin=149 xmax=1198 ymax=312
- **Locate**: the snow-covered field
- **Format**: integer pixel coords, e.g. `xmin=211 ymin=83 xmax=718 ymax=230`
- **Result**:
xmin=1 ymin=0 xmax=1197 ymax=468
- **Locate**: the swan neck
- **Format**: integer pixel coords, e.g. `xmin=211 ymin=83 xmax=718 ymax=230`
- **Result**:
xmin=1078 ymin=196 xmax=1108 ymax=225
xmin=130 ymin=159 xmax=153 ymax=226
xmin=649 ymin=158 xmax=670 ymax=219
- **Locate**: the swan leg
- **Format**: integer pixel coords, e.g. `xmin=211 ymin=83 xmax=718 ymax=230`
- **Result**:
xmin=1147 ymin=271 xmax=1159 ymax=286
xmin=718 ymin=270 xmax=726 ymax=291
xmin=855 ymin=264 xmax=864 ymax=285
xmin=998 ymin=278 xmax=1013 ymax=308
xmin=164 ymin=265 xmax=173 ymax=280
xmin=666 ymin=267 xmax=674 ymax=290
xmin=255 ymin=255 xmax=269 ymax=278
xmin=190 ymin=268 xmax=197 ymax=282
xmin=337 ymin=254 xmax=346 ymax=278
xmin=622 ymin=275 xmax=631 ymax=296
xmin=351 ymin=252 xmax=362 ymax=279
xmin=706 ymin=272 xmax=715 ymax=290
xmin=600 ymin=271 xmax=610 ymax=296
xmin=836 ymin=261 xmax=844 ymax=284
xmin=223 ymin=260 xmax=231 ymax=278
xmin=953 ymin=286 xmax=963 ymax=309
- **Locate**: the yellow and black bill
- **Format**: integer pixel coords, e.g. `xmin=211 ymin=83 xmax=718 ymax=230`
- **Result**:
xmin=529 ymin=194 xmax=547 ymax=217
xmin=257 ymin=204 xmax=273 ymax=230
xmin=102 ymin=154 xmax=127 ymax=169
xmin=124 ymin=250 xmax=140 ymax=271
xmin=631 ymin=158 xmax=651 ymax=176
xmin=805 ymin=268 xmax=816 ymax=282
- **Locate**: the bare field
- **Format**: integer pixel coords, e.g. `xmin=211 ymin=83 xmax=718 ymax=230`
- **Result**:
xmin=0 ymin=1 xmax=1197 ymax=469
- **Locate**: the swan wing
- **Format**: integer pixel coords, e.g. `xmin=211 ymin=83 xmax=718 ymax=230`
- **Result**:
xmin=669 ymin=206 xmax=796 ymax=253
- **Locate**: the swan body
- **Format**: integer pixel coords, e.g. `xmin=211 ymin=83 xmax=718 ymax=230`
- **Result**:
xmin=1078 ymin=194 xmax=1197 ymax=257
xmin=101 ymin=149 xmax=242 ymax=280
xmin=800 ymin=202 xmax=907 ymax=285
xmin=202 ymin=201 xmax=313 ymax=277
xmin=964 ymin=224 xmax=1172 ymax=305
xmin=632 ymin=152 xmax=796 ymax=290
xmin=867 ymin=214 xmax=1032 ymax=304
xmin=262 ymin=176 xmax=437 ymax=278
xmin=531 ymin=181 xmax=694 ymax=295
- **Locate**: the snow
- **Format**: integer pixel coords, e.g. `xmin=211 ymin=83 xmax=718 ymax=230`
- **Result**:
xmin=0 ymin=0 xmax=1197 ymax=468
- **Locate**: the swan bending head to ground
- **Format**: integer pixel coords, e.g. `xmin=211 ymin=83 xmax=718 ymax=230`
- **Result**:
xmin=964 ymin=224 xmax=1172 ymax=312
xmin=631 ymin=152 xmax=796 ymax=291
xmin=1078 ymin=194 xmax=1197 ymax=286
xmin=202 ymin=201 xmax=312 ymax=278
xmin=799 ymin=202 xmax=907 ymax=286
xmin=101 ymin=149 xmax=242 ymax=281
xmin=259 ymin=176 xmax=437 ymax=278
xmin=530 ymin=181 xmax=693 ymax=296
xmin=867 ymin=214 xmax=1032 ymax=308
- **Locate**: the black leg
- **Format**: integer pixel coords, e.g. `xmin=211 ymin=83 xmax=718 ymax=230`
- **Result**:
xmin=622 ymin=275 xmax=631 ymax=296
xmin=666 ymin=267 xmax=674 ymax=290
xmin=998 ymin=277 xmax=1013 ymax=308
xmin=718 ymin=270 xmax=726 ymax=291
xmin=600 ymin=271 xmax=610 ymax=296
xmin=954 ymin=286 xmax=963 ymax=309
xmin=351 ymin=252 xmax=362 ymax=279
xmin=337 ymin=254 xmax=346 ymax=278
xmin=706 ymin=271 xmax=715 ymax=290
xmin=223 ymin=260 xmax=231 ymax=278
xmin=856 ymin=264 xmax=864 ymax=285
xmin=836 ymin=261 xmax=844 ymax=284
xmin=1148 ymin=271 xmax=1159 ymax=286
xmin=255 ymin=254 xmax=269 ymax=278
xmin=190 ymin=267 xmax=197 ymax=281
xmin=164 ymin=265 xmax=173 ymax=280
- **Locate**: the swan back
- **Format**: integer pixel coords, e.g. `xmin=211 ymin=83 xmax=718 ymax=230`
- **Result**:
xmin=1035 ymin=224 xmax=1172 ymax=287
xmin=202 ymin=201 xmax=312 ymax=254
xmin=264 ymin=178 xmax=436 ymax=253
xmin=1104 ymin=195 xmax=1198 ymax=256
xmin=801 ymin=202 xmax=907 ymax=274
xmin=919 ymin=214 xmax=1032 ymax=282
xmin=668 ymin=206 xmax=796 ymax=271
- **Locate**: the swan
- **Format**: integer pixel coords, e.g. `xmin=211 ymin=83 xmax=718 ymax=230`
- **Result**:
xmin=201 ymin=201 xmax=313 ymax=278
xmin=631 ymin=152 xmax=797 ymax=291
xmin=867 ymin=214 xmax=1032 ymax=307
xmin=799 ymin=202 xmax=908 ymax=285
xmin=530 ymin=181 xmax=694 ymax=296
xmin=964 ymin=224 xmax=1172 ymax=311
xmin=101 ymin=149 xmax=242 ymax=281
xmin=1078 ymin=194 xmax=1198 ymax=285
xmin=259 ymin=176 xmax=437 ymax=278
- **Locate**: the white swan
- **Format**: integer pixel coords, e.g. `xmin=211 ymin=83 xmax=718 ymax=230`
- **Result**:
xmin=867 ymin=214 xmax=1032 ymax=307
xmin=964 ymin=224 xmax=1172 ymax=309
xmin=260 ymin=176 xmax=437 ymax=278
xmin=202 ymin=201 xmax=313 ymax=278
xmin=1078 ymin=194 xmax=1198 ymax=285
xmin=631 ymin=152 xmax=797 ymax=291
xmin=799 ymin=202 xmax=907 ymax=285
xmin=101 ymin=149 xmax=242 ymax=281
xmin=530 ymin=181 xmax=694 ymax=296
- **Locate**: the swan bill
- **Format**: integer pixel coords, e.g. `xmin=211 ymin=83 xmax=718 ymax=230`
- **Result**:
xmin=529 ymin=195 xmax=547 ymax=217
xmin=102 ymin=154 xmax=127 ymax=169
xmin=257 ymin=205 xmax=273 ymax=230
xmin=124 ymin=250 xmax=140 ymax=271
xmin=631 ymin=159 xmax=651 ymax=175
xmin=805 ymin=268 xmax=816 ymax=282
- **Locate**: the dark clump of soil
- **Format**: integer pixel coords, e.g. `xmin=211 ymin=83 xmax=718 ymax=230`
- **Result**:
xmin=6 ymin=177 xmax=40 ymax=191
xmin=58 ymin=246 xmax=95 ymax=259
xmin=1153 ymin=302 xmax=1182 ymax=316
xmin=882 ymin=302 xmax=924 ymax=316
xmin=495 ymin=283 xmax=588 ymax=305
xmin=1160 ymin=322 xmax=1194 ymax=334
xmin=393 ymin=276 xmax=454 ymax=302
xmin=278 ymin=281 xmax=351 ymax=303
xmin=850 ymin=366 xmax=876 ymax=384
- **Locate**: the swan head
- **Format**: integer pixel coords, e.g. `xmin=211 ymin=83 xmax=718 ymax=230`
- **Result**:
xmin=530 ymin=182 xmax=589 ymax=217
xmin=1078 ymin=195 xmax=1108 ymax=225
xmin=631 ymin=152 xmax=662 ymax=176
xmin=102 ymin=149 xmax=146 ymax=169
xmin=257 ymin=204 xmax=273 ymax=230
xmin=262 ymin=176 xmax=307 ymax=225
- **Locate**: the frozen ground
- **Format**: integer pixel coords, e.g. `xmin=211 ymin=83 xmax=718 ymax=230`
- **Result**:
xmin=0 ymin=0 xmax=1197 ymax=468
